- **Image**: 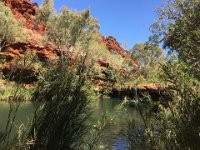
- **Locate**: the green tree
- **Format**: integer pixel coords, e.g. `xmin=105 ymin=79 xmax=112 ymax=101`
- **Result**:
xmin=150 ymin=0 xmax=200 ymax=77
xmin=135 ymin=0 xmax=200 ymax=149
xmin=131 ymin=43 xmax=164 ymax=78
xmin=138 ymin=60 xmax=200 ymax=150
xmin=35 ymin=0 xmax=55 ymax=25
xmin=24 ymin=6 xmax=101 ymax=150
xmin=0 ymin=2 xmax=25 ymax=51
xmin=46 ymin=7 xmax=99 ymax=52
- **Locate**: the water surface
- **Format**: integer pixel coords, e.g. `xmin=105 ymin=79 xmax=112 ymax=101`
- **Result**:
xmin=0 ymin=99 xmax=142 ymax=149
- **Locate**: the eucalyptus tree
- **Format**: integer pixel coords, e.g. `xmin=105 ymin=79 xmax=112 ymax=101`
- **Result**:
xmin=46 ymin=7 xmax=99 ymax=53
xmin=131 ymin=43 xmax=164 ymax=78
xmin=149 ymin=0 xmax=200 ymax=76
xmin=35 ymin=0 xmax=55 ymax=25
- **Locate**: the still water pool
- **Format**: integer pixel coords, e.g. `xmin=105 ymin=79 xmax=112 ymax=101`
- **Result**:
xmin=0 ymin=99 xmax=142 ymax=150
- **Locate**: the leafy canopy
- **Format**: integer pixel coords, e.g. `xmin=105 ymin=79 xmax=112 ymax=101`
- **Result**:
xmin=46 ymin=7 xmax=99 ymax=52
xmin=150 ymin=0 xmax=200 ymax=76
xmin=35 ymin=0 xmax=55 ymax=25
xmin=131 ymin=43 xmax=164 ymax=67
xmin=131 ymin=43 xmax=164 ymax=78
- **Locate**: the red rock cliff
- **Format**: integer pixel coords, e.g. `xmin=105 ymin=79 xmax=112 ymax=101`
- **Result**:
xmin=1 ymin=0 xmax=130 ymax=71
xmin=102 ymin=36 xmax=127 ymax=56
xmin=4 ymin=0 xmax=45 ymax=33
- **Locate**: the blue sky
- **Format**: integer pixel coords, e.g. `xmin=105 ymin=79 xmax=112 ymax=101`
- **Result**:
xmin=31 ymin=0 xmax=162 ymax=50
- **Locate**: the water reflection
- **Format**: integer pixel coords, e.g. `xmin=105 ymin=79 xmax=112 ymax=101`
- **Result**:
xmin=0 ymin=99 xmax=142 ymax=149
xmin=93 ymin=99 xmax=143 ymax=149
xmin=0 ymin=102 xmax=35 ymax=129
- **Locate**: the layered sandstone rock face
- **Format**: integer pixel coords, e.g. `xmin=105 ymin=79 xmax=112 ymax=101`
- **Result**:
xmin=4 ymin=0 xmax=37 ymax=16
xmin=4 ymin=40 xmax=58 ymax=61
xmin=2 ymin=0 xmax=127 ymax=62
xmin=4 ymin=0 xmax=46 ymax=33
xmin=1 ymin=0 xmax=57 ymax=62
xmin=102 ymin=36 xmax=127 ymax=56
xmin=0 ymin=0 xmax=132 ymax=84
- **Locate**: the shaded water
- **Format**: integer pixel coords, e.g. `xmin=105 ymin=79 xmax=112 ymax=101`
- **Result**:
xmin=0 ymin=99 xmax=142 ymax=149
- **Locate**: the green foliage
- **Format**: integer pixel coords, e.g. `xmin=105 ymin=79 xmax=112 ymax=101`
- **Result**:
xmin=126 ymin=1 xmax=200 ymax=150
xmin=131 ymin=43 xmax=164 ymax=66
xmin=46 ymin=7 xmax=99 ymax=51
xmin=0 ymin=2 xmax=25 ymax=51
xmin=131 ymin=94 xmax=157 ymax=150
xmin=25 ymin=53 xmax=99 ymax=149
xmin=104 ymin=66 xmax=122 ymax=83
xmin=150 ymin=0 xmax=200 ymax=77
xmin=3 ymin=50 xmax=42 ymax=84
xmin=132 ymin=0 xmax=200 ymax=149
xmin=127 ymin=69 xmax=200 ymax=149
xmin=0 ymin=130 xmax=6 ymax=148
xmin=99 ymin=67 xmax=123 ymax=96
xmin=0 ymin=85 xmax=34 ymax=101
xmin=0 ymin=51 xmax=40 ymax=101
xmin=35 ymin=0 xmax=55 ymax=25
xmin=23 ymin=6 xmax=102 ymax=149
xmin=0 ymin=0 xmax=167 ymax=149
xmin=131 ymin=43 xmax=164 ymax=79
xmin=158 ymin=77 xmax=199 ymax=149
xmin=85 ymin=33 xmax=125 ymax=69
xmin=148 ymin=61 xmax=200 ymax=150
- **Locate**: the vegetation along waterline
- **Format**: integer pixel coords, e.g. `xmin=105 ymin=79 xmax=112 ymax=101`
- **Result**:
xmin=0 ymin=0 xmax=199 ymax=149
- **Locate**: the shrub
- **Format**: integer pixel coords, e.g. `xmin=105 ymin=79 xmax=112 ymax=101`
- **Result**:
xmin=23 ymin=7 xmax=101 ymax=150
xmin=129 ymin=60 xmax=200 ymax=150
xmin=2 ymin=50 xmax=42 ymax=84
xmin=25 ymin=54 xmax=94 ymax=149
xmin=0 ymin=2 xmax=25 ymax=51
